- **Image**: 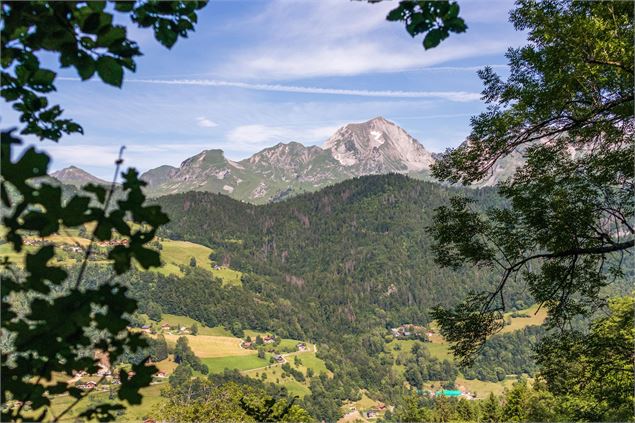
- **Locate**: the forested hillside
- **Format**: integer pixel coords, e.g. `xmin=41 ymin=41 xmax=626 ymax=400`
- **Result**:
xmin=155 ymin=174 xmax=528 ymax=335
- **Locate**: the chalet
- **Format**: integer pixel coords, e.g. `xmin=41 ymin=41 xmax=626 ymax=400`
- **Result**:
xmin=263 ymin=335 xmax=275 ymax=344
xmin=96 ymin=364 xmax=110 ymax=376
xmin=273 ymin=354 xmax=284 ymax=363
xmin=160 ymin=323 xmax=171 ymax=330
xmin=155 ymin=371 xmax=167 ymax=378
xmin=366 ymin=410 xmax=377 ymax=418
xmin=297 ymin=342 xmax=307 ymax=352
xmin=79 ymin=380 xmax=97 ymax=390
xmin=96 ymin=239 xmax=129 ymax=247
xmin=377 ymin=403 xmax=386 ymax=411
xmin=242 ymin=341 xmax=253 ymax=348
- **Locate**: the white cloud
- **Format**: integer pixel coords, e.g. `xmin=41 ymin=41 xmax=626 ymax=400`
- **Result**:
xmin=227 ymin=124 xmax=338 ymax=146
xmin=196 ymin=116 xmax=218 ymax=128
xmin=213 ymin=0 xmax=523 ymax=79
xmin=126 ymin=78 xmax=481 ymax=102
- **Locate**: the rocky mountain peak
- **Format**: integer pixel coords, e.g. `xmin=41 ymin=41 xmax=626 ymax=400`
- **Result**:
xmin=323 ymin=117 xmax=435 ymax=173
xmin=51 ymin=166 xmax=109 ymax=187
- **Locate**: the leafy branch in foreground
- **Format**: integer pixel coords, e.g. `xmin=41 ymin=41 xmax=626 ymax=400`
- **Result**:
xmin=1 ymin=0 xmax=207 ymax=142
xmin=1 ymin=130 xmax=169 ymax=421
xmin=428 ymin=0 xmax=633 ymax=364
xmin=382 ymin=0 xmax=467 ymax=49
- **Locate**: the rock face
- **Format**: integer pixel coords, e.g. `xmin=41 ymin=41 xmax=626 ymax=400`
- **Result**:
xmin=324 ymin=117 xmax=435 ymax=173
xmin=51 ymin=166 xmax=110 ymax=187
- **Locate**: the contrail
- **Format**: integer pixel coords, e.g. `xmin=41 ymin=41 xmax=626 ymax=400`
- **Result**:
xmin=58 ymin=77 xmax=482 ymax=102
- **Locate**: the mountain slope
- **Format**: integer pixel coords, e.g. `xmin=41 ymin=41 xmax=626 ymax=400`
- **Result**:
xmin=51 ymin=166 xmax=109 ymax=187
xmin=153 ymin=174 xmax=527 ymax=335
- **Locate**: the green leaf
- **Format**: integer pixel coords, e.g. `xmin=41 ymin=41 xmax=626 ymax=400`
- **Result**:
xmin=423 ymin=28 xmax=445 ymax=50
xmin=31 ymin=69 xmax=56 ymax=86
xmin=96 ymin=56 xmax=123 ymax=87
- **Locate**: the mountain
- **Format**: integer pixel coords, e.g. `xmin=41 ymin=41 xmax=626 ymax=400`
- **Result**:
xmin=51 ymin=166 xmax=110 ymax=187
xmin=324 ymin=116 xmax=435 ymax=173
xmin=141 ymin=117 xmax=439 ymax=203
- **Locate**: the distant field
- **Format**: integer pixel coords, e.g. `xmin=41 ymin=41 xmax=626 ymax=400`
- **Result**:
xmin=500 ymin=304 xmax=548 ymax=333
xmin=155 ymin=356 xmax=178 ymax=374
xmin=163 ymin=334 xmax=250 ymax=358
xmin=455 ymin=376 xmax=522 ymax=398
xmin=5 ymin=233 xmax=245 ymax=287
xmin=245 ymin=364 xmax=311 ymax=397
xmin=203 ymin=354 xmax=271 ymax=373
xmin=155 ymin=239 xmax=243 ymax=286
xmin=157 ymin=313 xmax=231 ymax=336
xmin=42 ymin=382 xmax=165 ymax=421
xmin=296 ymin=352 xmax=329 ymax=376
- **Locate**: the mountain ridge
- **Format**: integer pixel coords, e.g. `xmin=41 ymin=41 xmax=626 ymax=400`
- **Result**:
xmin=141 ymin=117 xmax=441 ymax=202
xmin=54 ymin=117 xmax=523 ymax=203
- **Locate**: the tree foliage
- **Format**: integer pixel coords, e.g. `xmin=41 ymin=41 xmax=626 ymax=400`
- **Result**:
xmin=1 ymin=131 xmax=169 ymax=421
xmin=1 ymin=1 xmax=207 ymax=420
xmin=535 ymin=296 xmax=634 ymax=422
xmin=1 ymin=0 xmax=206 ymax=141
xmin=429 ymin=0 xmax=634 ymax=364
xmin=383 ymin=1 xmax=467 ymax=49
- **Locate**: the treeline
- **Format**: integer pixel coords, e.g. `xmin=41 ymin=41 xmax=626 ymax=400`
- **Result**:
xmin=461 ymin=326 xmax=545 ymax=382
xmin=404 ymin=343 xmax=457 ymax=388
xmin=390 ymin=379 xmax=557 ymax=423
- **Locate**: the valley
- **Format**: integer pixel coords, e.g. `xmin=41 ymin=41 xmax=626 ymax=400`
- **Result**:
xmin=3 ymin=176 xmax=550 ymax=421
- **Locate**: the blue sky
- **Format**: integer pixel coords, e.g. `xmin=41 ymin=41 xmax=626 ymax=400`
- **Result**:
xmin=2 ymin=0 xmax=527 ymax=179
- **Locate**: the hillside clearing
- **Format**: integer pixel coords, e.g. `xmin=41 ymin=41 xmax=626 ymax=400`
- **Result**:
xmin=163 ymin=334 xmax=251 ymax=358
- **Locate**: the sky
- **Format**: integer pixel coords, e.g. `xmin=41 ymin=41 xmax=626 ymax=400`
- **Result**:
xmin=2 ymin=0 xmax=527 ymax=179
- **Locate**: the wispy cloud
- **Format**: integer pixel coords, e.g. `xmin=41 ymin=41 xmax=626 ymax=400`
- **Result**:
xmin=196 ymin=116 xmax=218 ymax=128
xmin=213 ymin=0 xmax=521 ymax=79
xmin=227 ymin=124 xmax=338 ymax=146
xmin=123 ymin=78 xmax=481 ymax=102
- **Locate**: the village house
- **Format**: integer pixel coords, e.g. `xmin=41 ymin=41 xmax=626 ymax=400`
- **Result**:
xmin=160 ymin=323 xmax=170 ymax=330
xmin=78 ymin=380 xmax=97 ymax=390
xmin=263 ymin=335 xmax=275 ymax=344
xmin=366 ymin=410 xmax=377 ymax=418
xmin=96 ymin=239 xmax=129 ymax=247
xmin=242 ymin=341 xmax=253 ymax=349
xmin=297 ymin=342 xmax=307 ymax=352
xmin=273 ymin=354 xmax=284 ymax=363
xmin=156 ymin=371 xmax=167 ymax=378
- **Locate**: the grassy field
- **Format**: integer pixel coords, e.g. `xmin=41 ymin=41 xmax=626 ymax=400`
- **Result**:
xmin=42 ymin=382 xmax=166 ymax=422
xmin=456 ymin=376 xmax=518 ymax=397
xmin=4 ymin=234 xmax=245 ymax=287
xmin=163 ymin=334 xmax=250 ymax=358
xmin=253 ymin=365 xmax=312 ymax=397
xmin=157 ymin=313 xmax=231 ymax=336
xmin=500 ymin=304 xmax=548 ymax=334
xmin=296 ymin=352 xmax=329 ymax=376
xmin=202 ymin=354 xmax=271 ymax=373
xmin=150 ymin=239 xmax=244 ymax=286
